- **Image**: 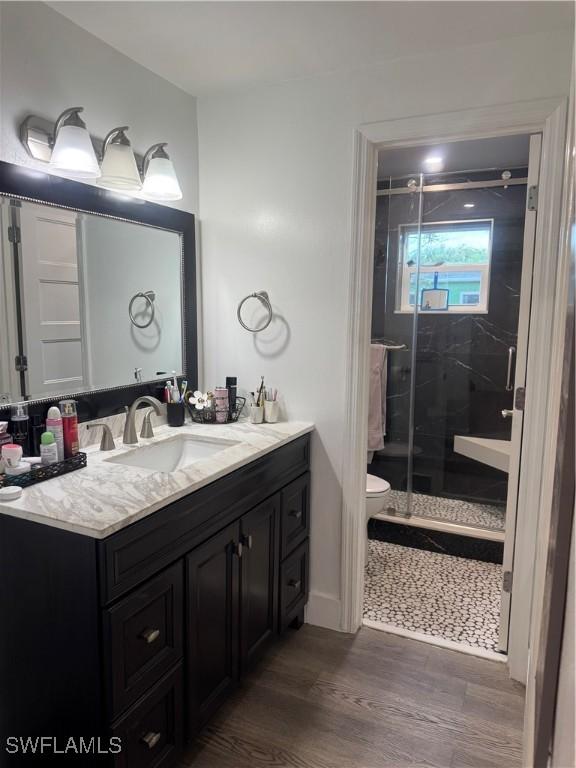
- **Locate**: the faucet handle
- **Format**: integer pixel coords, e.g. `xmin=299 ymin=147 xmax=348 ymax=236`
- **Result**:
xmin=140 ymin=409 xmax=155 ymax=439
xmin=86 ymin=422 xmax=116 ymax=451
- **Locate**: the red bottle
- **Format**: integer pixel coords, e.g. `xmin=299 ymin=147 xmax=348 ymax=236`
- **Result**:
xmin=59 ymin=399 xmax=79 ymax=458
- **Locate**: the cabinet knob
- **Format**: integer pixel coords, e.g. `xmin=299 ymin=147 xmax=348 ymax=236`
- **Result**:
xmin=288 ymin=579 xmax=302 ymax=590
xmin=288 ymin=509 xmax=302 ymax=520
xmin=234 ymin=541 xmax=243 ymax=558
xmin=241 ymin=534 xmax=253 ymax=550
xmin=140 ymin=627 xmax=160 ymax=644
xmin=140 ymin=731 xmax=161 ymax=750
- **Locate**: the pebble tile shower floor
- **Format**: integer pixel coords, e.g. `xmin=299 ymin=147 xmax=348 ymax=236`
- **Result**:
xmin=384 ymin=490 xmax=505 ymax=531
xmin=363 ymin=539 xmax=502 ymax=652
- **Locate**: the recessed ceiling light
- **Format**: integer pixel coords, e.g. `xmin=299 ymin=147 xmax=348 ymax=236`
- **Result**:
xmin=463 ymin=202 xmax=475 ymax=208
xmin=423 ymin=155 xmax=444 ymax=173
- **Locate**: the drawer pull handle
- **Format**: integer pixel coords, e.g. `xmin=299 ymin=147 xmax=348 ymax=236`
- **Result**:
xmin=141 ymin=731 xmax=161 ymax=750
xmin=140 ymin=628 xmax=160 ymax=644
xmin=241 ymin=534 xmax=253 ymax=550
xmin=288 ymin=509 xmax=302 ymax=519
xmin=288 ymin=579 xmax=302 ymax=590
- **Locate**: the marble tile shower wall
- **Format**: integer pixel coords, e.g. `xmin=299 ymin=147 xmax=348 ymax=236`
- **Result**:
xmin=371 ymin=174 xmax=527 ymax=504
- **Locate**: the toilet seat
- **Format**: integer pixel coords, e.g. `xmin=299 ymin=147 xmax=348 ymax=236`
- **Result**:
xmin=366 ymin=474 xmax=391 ymax=496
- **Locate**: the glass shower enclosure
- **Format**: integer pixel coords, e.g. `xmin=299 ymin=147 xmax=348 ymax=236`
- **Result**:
xmin=370 ymin=144 xmax=531 ymax=537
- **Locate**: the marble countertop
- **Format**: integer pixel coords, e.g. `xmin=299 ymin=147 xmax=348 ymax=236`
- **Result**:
xmin=0 ymin=420 xmax=314 ymax=539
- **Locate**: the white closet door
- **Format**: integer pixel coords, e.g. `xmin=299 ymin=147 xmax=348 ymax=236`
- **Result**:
xmin=18 ymin=203 xmax=85 ymax=397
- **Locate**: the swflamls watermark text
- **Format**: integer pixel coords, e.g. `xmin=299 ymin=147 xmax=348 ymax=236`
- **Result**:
xmin=5 ymin=736 xmax=122 ymax=755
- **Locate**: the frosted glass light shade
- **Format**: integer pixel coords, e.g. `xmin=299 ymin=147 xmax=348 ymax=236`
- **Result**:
xmin=98 ymin=143 xmax=142 ymax=191
xmin=142 ymin=157 xmax=182 ymax=201
xmin=50 ymin=124 xmax=101 ymax=178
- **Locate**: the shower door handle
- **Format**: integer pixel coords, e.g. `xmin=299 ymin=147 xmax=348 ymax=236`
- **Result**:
xmin=506 ymin=347 xmax=516 ymax=391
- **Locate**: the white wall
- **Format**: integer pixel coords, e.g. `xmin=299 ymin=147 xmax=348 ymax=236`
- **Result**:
xmin=0 ymin=2 xmax=198 ymax=214
xmin=197 ymin=32 xmax=573 ymax=628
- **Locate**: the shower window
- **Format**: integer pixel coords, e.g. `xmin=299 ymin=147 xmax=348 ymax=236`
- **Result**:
xmin=397 ymin=219 xmax=493 ymax=313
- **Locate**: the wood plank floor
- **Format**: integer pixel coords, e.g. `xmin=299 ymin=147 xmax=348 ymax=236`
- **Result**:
xmin=180 ymin=625 xmax=525 ymax=768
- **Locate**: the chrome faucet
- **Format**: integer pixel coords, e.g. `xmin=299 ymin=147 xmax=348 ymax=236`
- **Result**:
xmin=123 ymin=396 xmax=163 ymax=445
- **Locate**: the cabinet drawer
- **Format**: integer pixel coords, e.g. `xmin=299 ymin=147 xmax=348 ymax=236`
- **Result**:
xmin=280 ymin=473 xmax=310 ymax=559
xmin=279 ymin=539 xmax=309 ymax=632
xmin=112 ymin=665 xmax=183 ymax=768
xmin=105 ymin=562 xmax=183 ymax=718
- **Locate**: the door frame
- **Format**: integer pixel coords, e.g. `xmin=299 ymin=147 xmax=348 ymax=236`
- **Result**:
xmin=498 ymin=132 xmax=542 ymax=652
xmin=341 ymin=97 xmax=569 ymax=684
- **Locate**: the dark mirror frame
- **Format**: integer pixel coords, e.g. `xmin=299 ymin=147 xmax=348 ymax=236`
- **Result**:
xmin=0 ymin=159 xmax=197 ymax=424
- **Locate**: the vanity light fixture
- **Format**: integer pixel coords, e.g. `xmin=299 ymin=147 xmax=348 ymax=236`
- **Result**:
xmin=20 ymin=110 xmax=183 ymax=200
xmin=49 ymin=107 xmax=101 ymax=179
xmin=141 ymin=143 xmax=183 ymax=202
xmin=98 ymin=126 xmax=142 ymax=192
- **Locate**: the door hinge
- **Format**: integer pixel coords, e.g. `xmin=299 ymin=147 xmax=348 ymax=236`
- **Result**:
xmin=8 ymin=225 xmax=21 ymax=244
xmin=515 ymin=386 xmax=526 ymax=411
xmin=14 ymin=354 xmax=28 ymax=372
xmin=527 ymin=185 xmax=538 ymax=211
xmin=503 ymin=571 xmax=513 ymax=593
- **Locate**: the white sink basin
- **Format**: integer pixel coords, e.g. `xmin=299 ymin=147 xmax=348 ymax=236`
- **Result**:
xmin=106 ymin=434 xmax=239 ymax=473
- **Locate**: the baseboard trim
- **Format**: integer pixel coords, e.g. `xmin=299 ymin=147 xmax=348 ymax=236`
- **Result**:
xmin=305 ymin=591 xmax=342 ymax=631
xmin=362 ymin=619 xmax=507 ymax=662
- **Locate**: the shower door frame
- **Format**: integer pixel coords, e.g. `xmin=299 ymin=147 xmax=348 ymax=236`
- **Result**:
xmin=341 ymin=98 xmax=569 ymax=680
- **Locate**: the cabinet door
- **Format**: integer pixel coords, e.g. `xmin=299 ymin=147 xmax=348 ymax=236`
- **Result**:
xmin=240 ymin=495 xmax=280 ymax=673
xmin=186 ymin=522 xmax=240 ymax=735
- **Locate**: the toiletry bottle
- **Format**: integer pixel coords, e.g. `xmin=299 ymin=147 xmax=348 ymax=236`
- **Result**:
xmin=226 ymin=377 xmax=237 ymax=417
xmin=46 ymin=406 xmax=64 ymax=461
xmin=40 ymin=431 xmax=59 ymax=466
xmin=59 ymin=400 xmax=79 ymax=458
xmin=214 ymin=387 xmax=229 ymax=423
xmin=2 ymin=442 xmax=23 ymax=469
xmin=10 ymin=403 xmax=29 ymax=454
xmin=30 ymin=414 xmax=45 ymax=456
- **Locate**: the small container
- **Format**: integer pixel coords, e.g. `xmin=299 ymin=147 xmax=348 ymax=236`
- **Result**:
xmin=249 ymin=405 xmax=264 ymax=424
xmin=10 ymin=403 xmax=29 ymax=454
xmin=0 ymin=485 xmax=23 ymax=501
xmin=214 ymin=387 xmax=229 ymax=424
xmin=40 ymin=431 xmax=59 ymax=466
xmin=167 ymin=402 xmax=185 ymax=427
xmin=46 ymin=406 xmax=64 ymax=461
xmin=264 ymin=400 xmax=280 ymax=423
xmin=59 ymin=400 xmax=79 ymax=458
xmin=2 ymin=443 xmax=23 ymax=468
xmin=5 ymin=460 xmax=31 ymax=476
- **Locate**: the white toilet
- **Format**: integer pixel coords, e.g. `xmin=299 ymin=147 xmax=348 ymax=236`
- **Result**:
xmin=366 ymin=473 xmax=391 ymax=520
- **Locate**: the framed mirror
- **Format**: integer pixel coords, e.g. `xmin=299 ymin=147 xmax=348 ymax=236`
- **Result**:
xmin=0 ymin=160 xmax=196 ymax=419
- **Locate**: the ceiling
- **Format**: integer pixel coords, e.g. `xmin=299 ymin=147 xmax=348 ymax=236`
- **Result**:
xmin=378 ymin=134 xmax=531 ymax=179
xmin=48 ymin=1 xmax=573 ymax=97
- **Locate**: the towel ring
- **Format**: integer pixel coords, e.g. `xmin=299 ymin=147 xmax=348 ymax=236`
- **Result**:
xmin=237 ymin=291 xmax=273 ymax=333
xmin=129 ymin=290 xmax=156 ymax=329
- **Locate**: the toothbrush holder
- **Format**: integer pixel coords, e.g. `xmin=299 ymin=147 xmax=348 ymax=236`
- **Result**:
xmin=249 ymin=405 xmax=264 ymax=424
xmin=167 ymin=402 xmax=185 ymax=427
xmin=264 ymin=400 xmax=279 ymax=423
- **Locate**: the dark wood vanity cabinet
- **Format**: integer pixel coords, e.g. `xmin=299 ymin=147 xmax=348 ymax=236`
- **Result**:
xmin=0 ymin=434 xmax=310 ymax=768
